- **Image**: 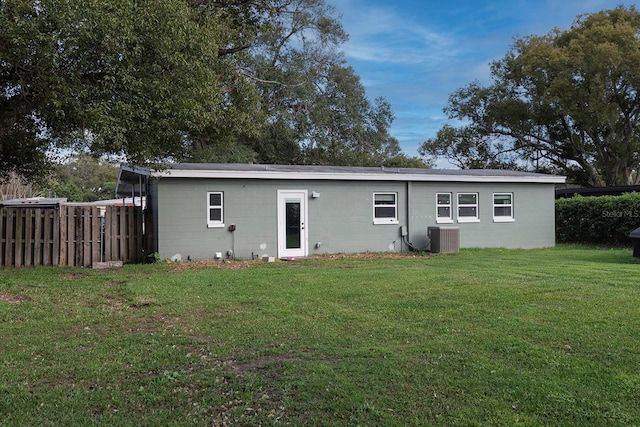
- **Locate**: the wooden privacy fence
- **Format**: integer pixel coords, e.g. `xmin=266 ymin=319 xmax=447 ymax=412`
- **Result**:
xmin=0 ymin=206 xmax=59 ymax=267
xmin=0 ymin=205 xmax=143 ymax=268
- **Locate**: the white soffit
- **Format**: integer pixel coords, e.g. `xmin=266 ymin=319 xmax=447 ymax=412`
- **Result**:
xmin=156 ymin=167 xmax=566 ymax=184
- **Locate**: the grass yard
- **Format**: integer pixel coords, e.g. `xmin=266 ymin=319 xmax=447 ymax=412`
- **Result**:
xmin=1 ymin=245 xmax=639 ymax=426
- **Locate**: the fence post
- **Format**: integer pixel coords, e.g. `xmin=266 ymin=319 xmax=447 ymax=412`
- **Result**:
xmin=58 ymin=205 xmax=67 ymax=266
xmin=91 ymin=207 xmax=101 ymax=265
xmin=136 ymin=206 xmax=144 ymax=263
xmin=33 ymin=210 xmax=43 ymax=266
xmin=81 ymin=207 xmax=88 ymax=265
xmin=105 ymin=206 xmax=113 ymax=261
xmin=119 ymin=207 xmax=126 ymax=261
xmin=52 ymin=207 xmax=60 ymax=266
xmin=73 ymin=206 xmax=82 ymax=266
xmin=14 ymin=209 xmax=24 ymax=267
xmin=24 ymin=209 xmax=34 ymax=267
xmin=4 ymin=209 xmax=14 ymax=267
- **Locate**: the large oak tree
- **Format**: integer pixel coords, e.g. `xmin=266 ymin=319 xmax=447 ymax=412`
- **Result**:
xmin=420 ymin=6 xmax=640 ymax=186
xmin=1 ymin=0 xmax=247 ymax=180
xmin=2 ymin=0 xmax=422 ymax=182
xmin=185 ymin=0 xmax=414 ymax=167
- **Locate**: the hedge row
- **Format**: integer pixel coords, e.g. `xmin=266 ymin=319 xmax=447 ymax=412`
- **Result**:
xmin=556 ymin=192 xmax=640 ymax=245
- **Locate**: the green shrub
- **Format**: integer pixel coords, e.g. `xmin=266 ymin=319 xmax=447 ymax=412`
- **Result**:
xmin=556 ymin=193 xmax=640 ymax=245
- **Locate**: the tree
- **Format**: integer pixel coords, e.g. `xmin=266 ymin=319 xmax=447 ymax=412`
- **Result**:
xmin=0 ymin=172 xmax=39 ymax=200
xmin=419 ymin=125 xmax=521 ymax=170
xmin=184 ymin=0 xmax=416 ymax=167
xmin=1 ymin=0 xmax=256 ymax=180
xmin=420 ymin=6 xmax=640 ymax=186
xmin=2 ymin=0 xmax=421 ymax=178
xmin=45 ymin=154 xmax=119 ymax=202
xmin=301 ymin=65 xmax=403 ymax=166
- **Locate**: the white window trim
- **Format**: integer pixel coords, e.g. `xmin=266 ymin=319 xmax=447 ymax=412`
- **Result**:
xmin=207 ymin=191 xmax=225 ymax=228
xmin=373 ymin=192 xmax=399 ymax=225
xmin=436 ymin=192 xmax=453 ymax=224
xmin=493 ymin=192 xmax=515 ymax=223
xmin=457 ymin=217 xmax=481 ymax=223
xmin=457 ymin=192 xmax=480 ymax=223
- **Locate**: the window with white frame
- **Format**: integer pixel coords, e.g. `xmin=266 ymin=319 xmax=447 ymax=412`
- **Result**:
xmin=493 ymin=193 xmax=514 ymax=222
xmin=436 ymin=193 xmax=453 ymax=223
xmin=373 ymin=192 xmax=398 ymax=224
xmin=207 ymin=192 xmax=224 ymax=228
xmin=457 ymin=192 xmax=479 ymax=222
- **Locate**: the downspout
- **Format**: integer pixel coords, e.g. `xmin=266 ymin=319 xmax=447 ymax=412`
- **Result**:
xmin=405 ymin=180 xmax=411 ymax=252
xmin=403 ymin=180 xmax=429 ymax=252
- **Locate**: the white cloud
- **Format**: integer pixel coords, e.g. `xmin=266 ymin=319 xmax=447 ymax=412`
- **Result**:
xmin=325 ymin=0 xmax=639 ymax=157
xmin=333 ymin=3 xmax=461 ymax=67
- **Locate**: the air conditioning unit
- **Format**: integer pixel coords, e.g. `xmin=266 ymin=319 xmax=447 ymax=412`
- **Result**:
xmin=428 ymin=226 xmax=460 ymax=253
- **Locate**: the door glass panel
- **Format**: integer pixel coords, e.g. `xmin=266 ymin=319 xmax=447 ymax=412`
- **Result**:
xmin=285 ymin=201 xmax=301 ymax=249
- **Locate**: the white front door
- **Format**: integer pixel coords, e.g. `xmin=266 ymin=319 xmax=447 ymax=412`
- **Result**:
xmin=277 ymin=190 xmax=308 ymax=258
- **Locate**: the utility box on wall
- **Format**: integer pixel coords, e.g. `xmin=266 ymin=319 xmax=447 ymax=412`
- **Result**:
xmin=428 ymin=226 xmax=460 ymax=253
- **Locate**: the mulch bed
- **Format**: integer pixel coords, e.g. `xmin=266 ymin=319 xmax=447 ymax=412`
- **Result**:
xmin=169 ymin=252 xmax=431 ymax=270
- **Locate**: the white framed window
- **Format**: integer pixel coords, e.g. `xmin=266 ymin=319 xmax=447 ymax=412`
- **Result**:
xmin=436 ymin=193 xmax=453 ymax=223
xmin=373 ymin=192 xmax=398 ymax=224
xmin=457 ymin=192 xmax=479 ymax=223
xmin=207 ymin=192 xmax=224 ymax=228
xmin=493 ymin=193 xmax=514 ymax=222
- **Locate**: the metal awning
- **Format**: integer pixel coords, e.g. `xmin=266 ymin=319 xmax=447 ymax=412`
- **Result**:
xmin=116 ymin=165 xmax=150 ymax=198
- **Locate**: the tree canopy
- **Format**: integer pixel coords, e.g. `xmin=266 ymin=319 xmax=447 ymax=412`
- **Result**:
xmin=1 ymin=0 xmax=235 ymax=180
xmin=182 ymin=0 xmax=416 ymax=167
xmin=1 ymin=0 xmax=424 ymax=182
xmin=420 ymin=6 xmax=640 ymax=186
xmin=47 ymin=154 xmax=119 ymax=202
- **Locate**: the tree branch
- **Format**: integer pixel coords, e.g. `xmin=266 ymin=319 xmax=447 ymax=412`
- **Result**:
xmin=218 ymin=44 xmax=251 ymax=57
xmin=237 ymin=70 xmax=304 ymax=87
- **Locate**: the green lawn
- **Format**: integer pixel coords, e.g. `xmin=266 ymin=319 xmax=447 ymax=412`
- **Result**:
xmin=1 ymin=246 xmax=639 ymax=426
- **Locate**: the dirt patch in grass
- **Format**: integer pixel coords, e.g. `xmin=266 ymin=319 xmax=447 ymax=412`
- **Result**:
xmin=96 ymin=292 xmax=157 ymax=312
xmin=128 ymin=297 xmax=156 ymax=310
xmin=64 ymin=271 xmax=90 ymax=280
xmin=230 ymin=355 xmax=299 ymax=376
xmin=0 ymin=292 xmax=30 ymax=304
xmin=106 ymin=280 xmax=127 ymax=287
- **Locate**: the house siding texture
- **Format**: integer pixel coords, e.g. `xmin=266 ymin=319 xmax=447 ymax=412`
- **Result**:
xmin=151 ymin=173 xmax=558 ymax=261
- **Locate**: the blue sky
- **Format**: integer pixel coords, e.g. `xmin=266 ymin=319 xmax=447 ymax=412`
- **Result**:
xmin=326 ymin=0 xmax=636 ymax=162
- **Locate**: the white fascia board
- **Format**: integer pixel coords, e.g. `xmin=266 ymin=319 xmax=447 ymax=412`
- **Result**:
xmin=155 ymin=168 xmax=566 ymax=184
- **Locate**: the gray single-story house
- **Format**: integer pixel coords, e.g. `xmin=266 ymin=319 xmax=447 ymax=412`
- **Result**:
xmin=117 ymin=163 xmax=565 ymax=260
